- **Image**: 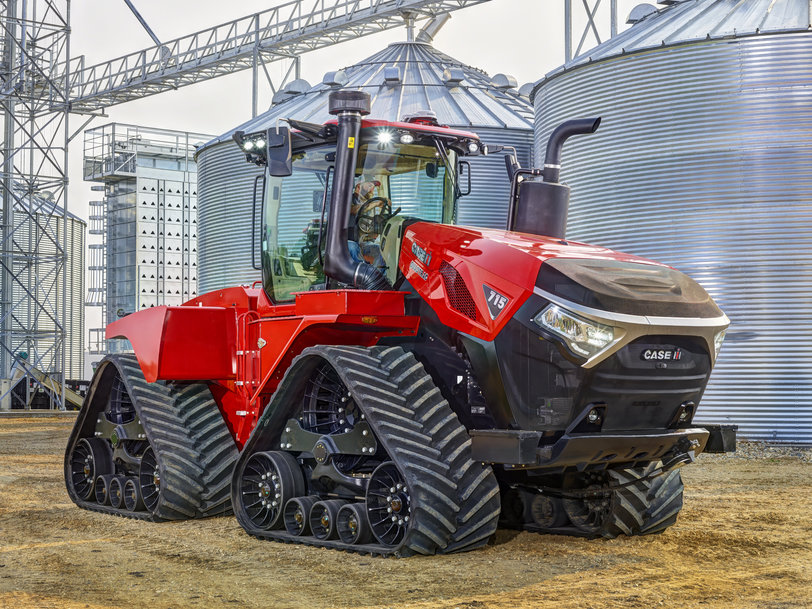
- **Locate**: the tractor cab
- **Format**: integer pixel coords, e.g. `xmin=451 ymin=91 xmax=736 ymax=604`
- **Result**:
xmin=234 ymin=116 xmax=482 ymax=302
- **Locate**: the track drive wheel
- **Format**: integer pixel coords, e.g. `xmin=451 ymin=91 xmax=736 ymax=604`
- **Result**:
xmin=68 ymin=438 xmax=113 ymax=501
xmin=366 ymin=462 xmax=411 ymax=547
xmin=238 ymin=451 xmax=305 ymax=530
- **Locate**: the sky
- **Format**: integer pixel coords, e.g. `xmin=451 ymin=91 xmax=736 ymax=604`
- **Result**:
xmin=66 ymin=0 xmax=638 ymax=341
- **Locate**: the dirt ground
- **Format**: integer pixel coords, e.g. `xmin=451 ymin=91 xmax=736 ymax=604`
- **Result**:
xmin=0 ymin=417 xmax=810 ymax=609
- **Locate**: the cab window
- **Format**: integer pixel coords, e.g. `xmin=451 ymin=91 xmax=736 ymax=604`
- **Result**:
xmin=261 ymin=145 xmax=332 ymax=302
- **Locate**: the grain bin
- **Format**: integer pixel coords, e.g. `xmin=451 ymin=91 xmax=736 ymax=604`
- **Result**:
xmin=532 ymin=0 xmax=812 ymax=442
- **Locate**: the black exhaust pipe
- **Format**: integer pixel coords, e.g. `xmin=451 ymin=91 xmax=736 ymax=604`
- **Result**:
xmin=509 ymin=117 xmax=601 ymax=239
xmin=542 ymin=117 xmax=601 ymax=183
xmin=323 ymin=90 xmax=392 ymax=291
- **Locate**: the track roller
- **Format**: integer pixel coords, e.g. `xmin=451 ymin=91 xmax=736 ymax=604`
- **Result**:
xmin=123 ymin=478 xmax=146 ymax=512
xmin=337 ymin=503 xmax=372 ymax=545
xmin=284 ymin=496 xmax=320 ymax=536
xmin=109 ymin=477 xmax=125 ymax=510
xmin=94 ymin=474 xmax=115 ymax=506
xmin=309 ymin=499 xmax=346 ymax=540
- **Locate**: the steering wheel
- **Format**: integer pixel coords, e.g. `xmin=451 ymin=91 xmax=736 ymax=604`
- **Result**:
xmin=355 ymin=196 xmax=398 ymax=235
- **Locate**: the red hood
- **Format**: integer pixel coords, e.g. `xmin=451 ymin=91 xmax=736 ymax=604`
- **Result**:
xmin=400 ymin=222 xmax=664 ymax=341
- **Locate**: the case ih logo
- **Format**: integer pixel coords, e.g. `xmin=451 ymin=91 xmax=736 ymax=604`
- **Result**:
xmin=641 ymin=348 xmax=683 ymax=361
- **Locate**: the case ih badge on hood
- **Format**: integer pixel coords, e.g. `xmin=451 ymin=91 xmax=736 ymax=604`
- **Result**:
xmin=66 ymin=89 xmax=733 ymax=559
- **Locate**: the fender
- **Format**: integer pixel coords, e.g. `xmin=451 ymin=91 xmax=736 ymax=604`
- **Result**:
xmin=107 ymin=304 xmax=238 ymax=383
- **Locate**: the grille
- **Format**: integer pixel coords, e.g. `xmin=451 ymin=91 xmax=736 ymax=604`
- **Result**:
xmin=439 ymin=261 xmax=477 ymax=321
xmin=585 ymin=336 xmax=712 ymax=431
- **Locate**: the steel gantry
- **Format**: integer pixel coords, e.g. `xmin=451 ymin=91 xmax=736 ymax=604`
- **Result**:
xmin=1 ymin=0 xmax=629 ymax=409
xmin=66 ymin=0 xmax=494 ymax=114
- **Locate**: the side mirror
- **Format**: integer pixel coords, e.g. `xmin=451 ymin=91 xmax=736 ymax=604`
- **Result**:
xmin=425 ymin=162 xmax=438 ymax=179
xmin=483 ymin=144 xmax=504 ymax=155
xmin=458 ymin=160 xmax=472 ymax=197
xmin=265 ymin=127 xmax=293 ymax=177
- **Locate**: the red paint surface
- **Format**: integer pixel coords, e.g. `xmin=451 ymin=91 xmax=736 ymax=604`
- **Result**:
xmin=400 ymin=223 xmax=664 ymax=341
xmin=107 ymin=287 xmax=418 ymax=449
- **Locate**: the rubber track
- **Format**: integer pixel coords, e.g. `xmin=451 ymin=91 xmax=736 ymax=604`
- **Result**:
xmin=64 ymin=354 xmax=238 ymax=521
xmin=234 ymin=345 xmax=499 ymax=557
xmin=501 ymin=463 xmax=685 ymax=539
xmin=168 ymin=383 xmax=240 ymax=517
xmin=372 ymin=346 xmax=500 ymax=553
xmin=605 ymin=464 xmax=684 ymax=537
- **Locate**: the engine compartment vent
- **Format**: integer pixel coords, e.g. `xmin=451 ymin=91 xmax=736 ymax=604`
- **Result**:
xmin=439 ymin=261 xmax=477 ymax=321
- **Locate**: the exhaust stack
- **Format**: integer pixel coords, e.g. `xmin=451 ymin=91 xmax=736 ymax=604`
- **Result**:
xmin=542 ymin=117 xmax=601 ymax=183
xmin=510 ymin=117 xmax=601 ymax=239
xmin=323 ymin=90 xmax=393 ymax=291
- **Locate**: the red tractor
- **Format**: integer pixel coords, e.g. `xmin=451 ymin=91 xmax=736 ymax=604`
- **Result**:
xmin=66 ymin=90 xmax=729 ymax=556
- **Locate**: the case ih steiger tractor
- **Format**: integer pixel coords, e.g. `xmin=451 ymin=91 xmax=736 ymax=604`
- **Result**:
xmin=66 ymin=90 xmax=729 ymax=556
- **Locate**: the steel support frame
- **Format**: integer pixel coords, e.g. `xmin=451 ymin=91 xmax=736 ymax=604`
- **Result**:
xmin=63 ymin=0 xmax=490 ymax=113
xmin=565 ymin=0 xmax=617 ymax=62
xmin=0 ymin=0 xmax=70 ymax=409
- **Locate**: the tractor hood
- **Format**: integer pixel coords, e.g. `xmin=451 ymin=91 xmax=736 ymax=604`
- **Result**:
xmin=400 ymin=222 xmax=725 ymax=343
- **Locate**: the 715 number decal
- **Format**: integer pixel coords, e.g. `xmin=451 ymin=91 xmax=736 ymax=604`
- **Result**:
xmin=483 ymin=285 xmax=510 ymax=320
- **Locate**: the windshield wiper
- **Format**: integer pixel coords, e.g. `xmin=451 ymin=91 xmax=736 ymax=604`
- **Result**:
xmin=432 ymin=137 xmax=457 ymax=195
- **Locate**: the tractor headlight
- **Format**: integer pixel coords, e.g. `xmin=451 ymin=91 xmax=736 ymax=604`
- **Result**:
xmin=377 ymin=130 xmax=393 ymax=145
xmin=533 ymin=304 xmax=614 ymax=358
xmin=714 ymin=329 xmax=726 ymax=360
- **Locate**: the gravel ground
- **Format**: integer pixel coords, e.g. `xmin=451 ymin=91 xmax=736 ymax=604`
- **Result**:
xmin=1 ymin=416 xmax=810 ymax=609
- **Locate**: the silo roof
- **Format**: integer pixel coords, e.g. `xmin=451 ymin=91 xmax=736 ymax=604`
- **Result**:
xmin=201 ymin=41 xmax=532 ymax=150
xmin=534 ymin=0 xmax=811 ymax=93
xmin=12 ymin=182 xmax=85 ymax=224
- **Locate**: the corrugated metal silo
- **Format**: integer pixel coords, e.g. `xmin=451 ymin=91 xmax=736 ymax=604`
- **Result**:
xmin=196 ymin=41 xmax=533 ymax=294
xmin=531 ymin=0 xmax=812 ymax=443
xmin=9 ymin=187 xmax=85 ymax=380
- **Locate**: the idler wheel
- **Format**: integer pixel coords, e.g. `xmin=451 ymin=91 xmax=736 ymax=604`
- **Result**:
xmin=336 ymin=502 xmax=372 ymax=545
xmin=366 ymin=461 xmax=411 ymax=547
xmin=109 ymin=476 xmax=126 ymax=509
xmin=69 ymin=438 xmax=113 ymax=501
xmin=283 ymin=495 xmax=319 ymax=536
xmin=123 ymin=477 xmax=146 ymax=512
xmin=530 ymin=494 xmax=568 ymax=529
xmin=238 ymin=451 xmax=304 ymax=530
xmin=308 ymin=499 xmax=347 ymax=540
xmin=139 ymin=446 xmax=161 ymax=512
xmin=94 ymin=474 xmax=116 ymax=506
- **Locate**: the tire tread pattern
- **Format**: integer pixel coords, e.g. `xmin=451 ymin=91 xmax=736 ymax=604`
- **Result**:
xmin=64 ymin=354 xmax=238 ymax=521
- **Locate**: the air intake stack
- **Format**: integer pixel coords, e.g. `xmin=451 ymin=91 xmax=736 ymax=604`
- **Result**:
xmin=323 ymin=90 xmax=393 ymax=291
